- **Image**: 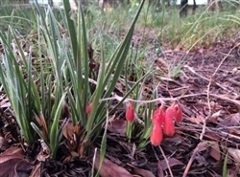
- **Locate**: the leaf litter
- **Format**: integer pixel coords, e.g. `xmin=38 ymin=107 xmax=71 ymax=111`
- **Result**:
xmin=0 ymin=146 xmax=33 ymax=177
xmin=0 ymin=24 xmax=240 ymax=177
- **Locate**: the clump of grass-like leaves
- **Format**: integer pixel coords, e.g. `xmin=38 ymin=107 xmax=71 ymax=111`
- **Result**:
xmin=0 ymin=0 xmax=147 ymax=159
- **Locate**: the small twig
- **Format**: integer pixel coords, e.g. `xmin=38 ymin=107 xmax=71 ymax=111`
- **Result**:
xmin=182 ymin=142 xmax=202 ymax=177
xmin=210 ymin=93 xmax=240 ymax=107
xmin=159 ymin=76 xmax=183 ymax=86
xmin=184 ymin=65 xmax=234 ymax=93
xmin=228 ymin=78 xmax=240 ymax=87
xmin=100 ymin=93 xmax=201 ymax=103
xmin=100 ymin=92 xmax=240 ymax=108
xmin=199 ymin=83 xmax=211 ymax=141
xmin=159 ymin=146 xmax=174 ymax=177
xmin=184 ymin=65 xmax=210 ymax=82
xmin=211 ymin=128 xmax=240 ymax=142
xmin=200 ymin=43 xmax=240 ymax=141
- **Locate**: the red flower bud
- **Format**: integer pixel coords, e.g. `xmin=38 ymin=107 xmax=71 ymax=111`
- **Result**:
xmin=174 ymin=104 xmax=182 ymax=122
xmin=150 ymin=123 xmax=163 ymax=146
xmin=86 ymin=103 xmax=93 ymax=116
xmin=163 ymin=106 xmax=175 ymax=136
xmin=125 ymin=101 xmax=135 ymax=122
xmin=152 ymin=106 xmax=165 ymax=126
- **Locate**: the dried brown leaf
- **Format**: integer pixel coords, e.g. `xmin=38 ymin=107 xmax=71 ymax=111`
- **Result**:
xmin=188 ymin=115 xmax=204 ymax=124
xmin=209 ymin=110 xmax=222 ymax=122
xmin=227 ymin=166 xmax=240 ymax=177
xmin=157 ymin=164 xmax=164 ymax=177
xmin=158 ymin=158 xmax=184 ymax=171
xmin=62 ymin=120 xmax=81 ymax=140
xmin=0 ymin=136 xmax=9 ymax=151
xmin=218 ymin=113 xmax=240 ymax=127
xmin=0 ymin=97 xmax=10 ymax=108
xmin=196 ymin=141 xmax=210 ymax=152
xmin=0 ymin=147 xmax=33 ymax=176
xmin=108 ymin=119 xmax=126 ymax=135
xmin=94 ymin=154 xmax=133 ymax=177
xmin=204 ymin=132 xmax=221 ymax=142
xmin=0 ymin=158 xmax=33 ymax=177
xmin=132 ymin=166 xmax=155 ymax=177
xmin=0 ymin=146 xmax=23 ymax=163
xmin=228 ymin=148 xmax=240 ymax=163
xmin=34 ymin=113 xmax=48 ymax=138
xmin=208 ymin=142 xmax=221 ymax=161
xmin=29 ymin=162 xmax=42 ymax=177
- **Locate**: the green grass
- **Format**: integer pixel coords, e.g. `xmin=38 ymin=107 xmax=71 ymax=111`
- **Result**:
xmin=1 ymin=1 xmax=239 ymax=52
xmin=138 ymin=5 xmax=240 ymax=49
xmin=83 ymin=2 xmax=240 ymax=51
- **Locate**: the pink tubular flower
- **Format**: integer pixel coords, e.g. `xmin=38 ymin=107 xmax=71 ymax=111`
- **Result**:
xmin=150 ymin=123 xmax=163 ymax=146
xmin=125 ymin=101 xmax=135 ymax=122
xmin=163 ymin=106 xmax=175 ymax=137
xmin=152 ymin=106 xmax=165 ymax=126
xmin=174 ymin=103 xmax=183 ymax=122
xmin=150 ymin=106 xmax=165 ymax=146
xmin=150 ymin=103 xmax=183 ymax=144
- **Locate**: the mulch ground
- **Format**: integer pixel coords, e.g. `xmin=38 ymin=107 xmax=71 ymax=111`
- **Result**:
xmin=0 ymin=30 xmax=240 ymax=177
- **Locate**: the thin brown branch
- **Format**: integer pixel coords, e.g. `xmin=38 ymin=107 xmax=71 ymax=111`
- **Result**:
xmin=182 ymin=142 xmax=202 ymax=177
xmin=200 ymin=43 xmax=240 ymax=141
xmin=100 ymin=93 xmax=240 ymax=108
xmin=159 ymin=146 xmax=174 ymax=177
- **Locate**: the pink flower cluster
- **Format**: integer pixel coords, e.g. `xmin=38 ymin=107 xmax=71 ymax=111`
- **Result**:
xmin=150 ymin=103 xmax=182 ymax=146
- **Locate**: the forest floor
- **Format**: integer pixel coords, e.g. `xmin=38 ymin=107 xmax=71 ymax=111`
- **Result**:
xmin=92 ymin=28 xmax=240 ymax=177
xmin=0 ymin=6 xmax=240 ymax=177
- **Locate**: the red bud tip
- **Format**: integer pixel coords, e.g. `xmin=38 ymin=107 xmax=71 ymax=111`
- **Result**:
xmin=86 ymin=103 xmax=93 ymax=116
xmin=152 ymin=106 xmax=165 ymax=126
xmin=174 ymin=104 xmax=183 ymax=122
xmin=150 ymin=123 xmax=163 ymax=146
xmin=125 ymin=101 xmax=135 ymax=122
xmin=163 ymin=106 xmax=175 ymax=136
